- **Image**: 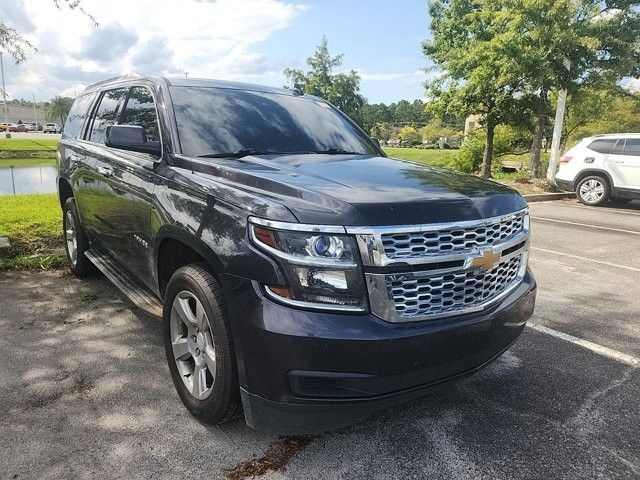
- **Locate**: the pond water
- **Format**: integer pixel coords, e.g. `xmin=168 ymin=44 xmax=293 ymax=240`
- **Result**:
xmin=0 ymin=165 xmax=58 ymax=195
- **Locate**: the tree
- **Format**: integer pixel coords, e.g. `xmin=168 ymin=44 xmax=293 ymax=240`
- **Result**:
xmin=47 ymin=96 xmax=73 ymax=124
xmin=493 ymin=0 xmax=640 ymax=176
xmin=1 ymin=1 xmax=97 ymax=63
xmin=424 ymin=0 xmax=524 ymax=178
xmin=563 ymin=89 xmax=640 ymax=144
xmin=284 ymin=36 xmax=365 ymax=125
xmin=419 ymin=118 xmax=460 ymax=144
xmin=398 ymin=125 xmax=421 ymax=145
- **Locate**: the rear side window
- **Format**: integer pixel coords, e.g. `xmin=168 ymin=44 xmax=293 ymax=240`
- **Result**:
xmin=623 ymin=139 xmax=640 ymax=156
xmin=119 ymin=86 xmax=160 ymax=142
xmin=587 ymin=139 xmax=616 ymax=154
xmin=88 ymin=88 xmax=128 ymax=144
xmin=62 ymin=94 xmax=94 ymax=139
xmin=611 ymin=139 xmax=625 ymax=155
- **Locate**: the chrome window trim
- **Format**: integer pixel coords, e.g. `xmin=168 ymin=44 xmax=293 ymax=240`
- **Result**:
xmin=263 ymin=285 xmax=366 ymax=312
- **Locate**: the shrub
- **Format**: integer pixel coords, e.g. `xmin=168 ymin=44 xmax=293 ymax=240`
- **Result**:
xmin=452 ymin=125 xmax=532 ymax=174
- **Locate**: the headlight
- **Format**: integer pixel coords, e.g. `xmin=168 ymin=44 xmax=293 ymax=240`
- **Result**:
xmin=249 ymin=217 xmax=368 ymax=312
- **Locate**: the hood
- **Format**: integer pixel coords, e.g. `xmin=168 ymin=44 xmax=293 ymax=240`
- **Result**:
xmin=187 ymin=153 xmax=527 ymax=226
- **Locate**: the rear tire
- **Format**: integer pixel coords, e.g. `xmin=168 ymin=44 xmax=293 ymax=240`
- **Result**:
xmin=576 ymin=175 xmax=610 ymax=206
xmin=62 ymin=197 xmax=94 ymax=277
xmin=163 ymin=264 xmax=241 ymax=424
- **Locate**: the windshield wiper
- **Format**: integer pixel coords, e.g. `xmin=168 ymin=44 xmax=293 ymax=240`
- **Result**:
xmin=310 ymin=148 xmax=367 ymax=155
xmin=198 ymin=149 xmax=269 ymax=159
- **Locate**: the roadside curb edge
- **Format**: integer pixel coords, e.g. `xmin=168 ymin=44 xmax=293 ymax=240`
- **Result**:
xmin=523 ymin=192 xmax=576 ymax=203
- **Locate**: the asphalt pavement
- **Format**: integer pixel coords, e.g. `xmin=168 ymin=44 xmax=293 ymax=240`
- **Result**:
xmin=0 ymin=199 xmax=638 ymax=479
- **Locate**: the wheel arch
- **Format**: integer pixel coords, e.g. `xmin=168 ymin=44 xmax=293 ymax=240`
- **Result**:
xmin=58 ymin=177 xmax=74 ymax=207
xmin=572 ymin=169 xmax=614 ymax=191
xmin=154 ymin=226 xmax=226 ymax=298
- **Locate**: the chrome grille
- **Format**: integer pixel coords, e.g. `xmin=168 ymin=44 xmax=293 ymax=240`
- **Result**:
xmin=380 ymin=213 xmax=525 ymax=259
xmin=387 ymin=254 xmax=522 ymax=319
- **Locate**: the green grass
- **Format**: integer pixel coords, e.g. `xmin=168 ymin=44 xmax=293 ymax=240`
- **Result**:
xmin=383 ymin=147 xmax=457 ymax=167
xmin=0 ymin=193 xmax=64 ymax=270
xmin=80 ymin=292 xmax=98 ymax=304
xmin=0 ymin=138 xmax=59 ymax=151
xmin=0 ymin=158 xmax=57 ymax=168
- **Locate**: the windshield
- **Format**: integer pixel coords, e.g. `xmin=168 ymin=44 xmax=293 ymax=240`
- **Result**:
xmin=170 ymin=86 xmax=378 ymax=158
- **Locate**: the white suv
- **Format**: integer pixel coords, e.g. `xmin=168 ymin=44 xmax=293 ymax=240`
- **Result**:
xmin=43 ymin=122 xmax=61 ymax=133
xmin=556 ymin=133 xmax=640 ymax=206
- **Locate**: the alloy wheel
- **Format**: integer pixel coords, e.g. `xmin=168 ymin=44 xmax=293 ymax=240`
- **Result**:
xmin=169 ymin=290 xmax=216 ymax=400
xmin=579 ymin=179 xmax=605 ymax=203
xmin=64 ymin=211 xmax=78 ymax=267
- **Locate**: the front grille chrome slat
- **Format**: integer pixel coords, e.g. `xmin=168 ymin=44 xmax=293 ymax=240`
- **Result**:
xmin=389 ymin=255 xmax=522 ymax=318
xmin=381 ymin=214 xmax=524 ymax=259
xmin=351 ymin=209 xmax=530 ymax=323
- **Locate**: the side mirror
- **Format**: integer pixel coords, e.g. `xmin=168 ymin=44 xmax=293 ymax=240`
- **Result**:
xmin=371 ymin=137 xmax=381 ymax=148
xmin=105 ymin=125 xmax=161 ymax=156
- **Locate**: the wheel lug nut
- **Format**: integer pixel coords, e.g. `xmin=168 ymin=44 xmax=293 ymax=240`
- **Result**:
xmin=191 ymin=335 xmax=197 ymax=342
xmin=195 ymin=348 xmax=201 ymax=356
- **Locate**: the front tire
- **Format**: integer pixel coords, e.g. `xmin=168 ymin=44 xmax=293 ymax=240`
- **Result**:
xmin=163 ymin=264 xmax=240 ymax=424
xmin=576 ymin=175 xmax=610 ymax=206
xmin=62 ymin=197 xmax=94 ymax=277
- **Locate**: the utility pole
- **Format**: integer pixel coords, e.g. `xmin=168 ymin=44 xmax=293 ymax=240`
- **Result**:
xmin=0 ymin=52 xmax=10 ymax=138
xmin=547 ymin=59 xmax=571 ymax=185
xmin=32 ymin=92 xmax=37 ymax=129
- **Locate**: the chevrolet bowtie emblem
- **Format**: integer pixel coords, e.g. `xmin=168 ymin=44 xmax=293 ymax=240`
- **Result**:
xmin=470 ymin=250 xmax=501 ymax=272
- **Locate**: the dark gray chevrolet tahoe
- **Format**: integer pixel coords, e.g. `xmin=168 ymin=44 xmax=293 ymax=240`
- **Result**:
xmin=57 ymin=74 xmax=536 ymax=433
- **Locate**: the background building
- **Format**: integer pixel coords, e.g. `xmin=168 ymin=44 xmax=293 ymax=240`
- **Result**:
xmin=1 ymin=104 xmax=50 ymax=124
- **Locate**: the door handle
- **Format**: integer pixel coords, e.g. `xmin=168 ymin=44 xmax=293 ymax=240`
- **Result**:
xmin=97 ymin=166 xmax=114 ymax=177
xmin=614 ymin=159 xmax=625 ymax=164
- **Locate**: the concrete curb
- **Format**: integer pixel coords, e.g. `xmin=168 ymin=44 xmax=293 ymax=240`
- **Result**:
xmin=523 ymin=192 xmax=575 ymax=203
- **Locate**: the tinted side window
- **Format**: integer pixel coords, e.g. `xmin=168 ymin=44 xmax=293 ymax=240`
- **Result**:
xmin=88 ymin=88 xmax=128 ymax=144
xmin=587 ymin=139 xmax=616 ymax=154
xmin=119 ymin=86 xmax=160 ymax=142
xmin=623 ymin=139 xmax=640 ymax=156
xmin=611 ymin=139 xmax=625 ymax=155
xmin=63 ymin=93 xmax=94 ymax=139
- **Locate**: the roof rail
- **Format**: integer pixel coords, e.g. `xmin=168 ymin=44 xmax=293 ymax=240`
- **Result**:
xmin=83 ymin=73 xmax=144 ymax=92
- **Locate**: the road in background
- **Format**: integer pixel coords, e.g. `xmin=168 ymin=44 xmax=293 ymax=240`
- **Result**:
xmin=0 ymin=199 xmax=638 ymax=479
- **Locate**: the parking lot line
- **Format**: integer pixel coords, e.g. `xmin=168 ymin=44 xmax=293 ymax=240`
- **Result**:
xmin=531 ymin=216 xmax=640 ymax=236
xmin=545 ymin=201 xmax=640 ymax=217
xmin=528 ymin=323 xmax=640 ymax=367
xmin=531 ymin=247 xmax=640 ymax=273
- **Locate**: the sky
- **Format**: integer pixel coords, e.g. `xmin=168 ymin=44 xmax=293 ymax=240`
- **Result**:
xmin=0 ymin=0 xmax=432 ymax=104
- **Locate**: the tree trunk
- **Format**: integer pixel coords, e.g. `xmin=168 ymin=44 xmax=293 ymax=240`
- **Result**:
xmin=530 ymin=86 xmax=549 ymax=178
xmin=481 ymin=120 xmax=495 ymax=178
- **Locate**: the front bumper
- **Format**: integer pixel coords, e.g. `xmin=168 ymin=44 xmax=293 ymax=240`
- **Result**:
xmin=222 ymin=269 xmax=536 ymax=434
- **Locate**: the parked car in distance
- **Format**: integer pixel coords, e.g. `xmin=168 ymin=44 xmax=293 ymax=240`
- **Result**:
xmin=25 ymin=123 xmax=37 ymax=131
xmin=57 ymin=75 xmax=536 ymax=433
xmin=8 ymin=123 xmax=27 ymax=133
xmin=43 ymin=122 xmax=61 ymax=133
xmin=556 ymin=133 xmax=640 ymax=205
